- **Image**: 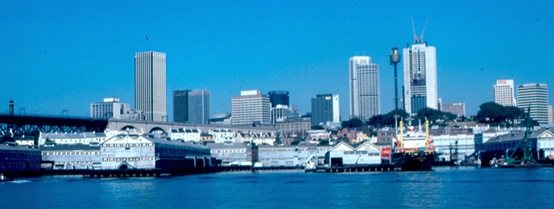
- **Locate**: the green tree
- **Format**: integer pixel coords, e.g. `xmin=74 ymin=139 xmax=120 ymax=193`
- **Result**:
xmin=342 ymin=118 xmax=365 ymax=128
xmin=476 ymin=102 xmax=507 ymax=123
xmin=504 ymin=106 xmax=525 ymax=126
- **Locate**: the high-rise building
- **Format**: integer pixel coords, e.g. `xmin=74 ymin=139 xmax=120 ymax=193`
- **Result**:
xmin=517 ymin=83 xmax=549 ymax=124
xmin=403 ymin=43 xmax=437 ymax=114
xmin=349 ymin=56 xmax=380 ymax=120
xmin=135 ymin=51 xmax=166 ymax=122
xmin=231 ymin=90 xmax=271 ymax=125
xmin=493 ymin=80 xmax=516 ymax=106
xmin=441 ymin=103 xmax=466 ymax=117
xmin=173 ymin=90 xmax=189 ymax=123
xmin=188 ymin=90 xmax=210 ymax=124
xmin=268 ymin=91 xmax=289 ymax=108
xmin=311 ymin=94 xmax=340 ymax=126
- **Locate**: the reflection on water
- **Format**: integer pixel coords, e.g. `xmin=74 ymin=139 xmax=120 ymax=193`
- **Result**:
xmin=1 ymin=167 xmax=554 ymax=208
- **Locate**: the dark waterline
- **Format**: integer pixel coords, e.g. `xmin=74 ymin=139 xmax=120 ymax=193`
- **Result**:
xmin=2 ymin=167 xmax=554 ymax=208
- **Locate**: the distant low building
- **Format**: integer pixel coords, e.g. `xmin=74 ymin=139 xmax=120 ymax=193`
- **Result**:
xmin=441 ymin=102 xmax=466 ymax=117
xmin=275 ymin=117 xmax=311 ymax=134
xmin=256 ymin=144 xmax=330 ymax=167
xmin=39 ymin=132 xmax=108 ymax=145
xmin=170 ymin=128 xmax=200 ymax=142
xmin=209 ymin=129 xmax=235 ymax=143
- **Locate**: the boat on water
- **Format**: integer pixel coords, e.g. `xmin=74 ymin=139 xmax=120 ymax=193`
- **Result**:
xmin=381 ymin=119 xmax=435 ymax=171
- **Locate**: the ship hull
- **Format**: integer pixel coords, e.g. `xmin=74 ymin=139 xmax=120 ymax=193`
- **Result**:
xmin=391 ymin=151 xmax=435 ymax=171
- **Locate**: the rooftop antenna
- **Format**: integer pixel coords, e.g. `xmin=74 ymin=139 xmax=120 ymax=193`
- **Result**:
xmin=419 ymin=18 xmax=428 ymax=43
xmin=411 ymin=17 xmax=418 ymax=44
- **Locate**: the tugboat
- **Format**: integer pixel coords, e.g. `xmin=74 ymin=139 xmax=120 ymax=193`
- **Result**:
xmin=381 ymin=118 xmax=435 ymax=171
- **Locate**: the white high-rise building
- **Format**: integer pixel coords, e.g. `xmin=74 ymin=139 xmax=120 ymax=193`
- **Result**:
xmin=231 ymin=90 xmax=271 ymax=125
xmin=135 ymin=51 xmax=166 ymax=122
xmin=403 ymin=43 xmax=437 ymax=114
xmin=349 ymin=56 xmax=380 ymax=120
xmin=493 ymin=80 xmax=516 ymax=106
xmin=517 ymin=83 xmax=549 ymax=125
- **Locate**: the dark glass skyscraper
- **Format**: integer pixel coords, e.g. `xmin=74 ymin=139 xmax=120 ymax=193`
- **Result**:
xmin=311 ymin=94 xmax=340 ymax=126
xmin=268 ymin=91 xmax=289 ymax=108
xmin=188 ymin=90 xmax=210 ymax=124
xmin=173 ymin=90 xmax=189 ymax=123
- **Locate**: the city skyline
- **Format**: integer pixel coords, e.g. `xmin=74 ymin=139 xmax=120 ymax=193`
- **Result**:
xmin=1 ymin=1 xmax=553 ymax=121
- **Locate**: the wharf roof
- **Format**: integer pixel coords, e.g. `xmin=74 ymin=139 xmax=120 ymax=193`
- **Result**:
xmin=40 ymin=143 xmax=101 ymax=151
xmin=105 ymin=134 xmax=210 ymax=150
xmin=485 ymin=131 xmax=525 ymax=144
xmin=0 ymin=142 xmax=40 ymax=152
xmin=207 ymin=143 xmax=246 ymax=149
xmin=41 ymin=132 xmax=106 ymax=139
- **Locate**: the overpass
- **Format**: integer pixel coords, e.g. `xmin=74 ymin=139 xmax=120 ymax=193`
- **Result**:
xmin=108 ymin=119 xmax=277 ymax=135
xmin=0 ymin=114 xmax=108 ymax=136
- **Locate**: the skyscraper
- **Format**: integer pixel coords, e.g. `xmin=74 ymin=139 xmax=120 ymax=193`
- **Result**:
xmin=403 ymin=43 xmax=437 ymax=114
xmin=349 ymin=56 xmax=380 ymax=120
xmin=173 ymin=90 xmax=189 ymax=123
xmin=231 ymin=90 xmax=271 ymax=125
xmin=135 ymin=51 xmax=166 ymax=122
xmin=493 ymin=80 xmax=516 ymax=106
xmin=268 ymin=91 xmax=289 ymax=108
xmin=188 ymin=90 xmax=210 ymax=124
xmin=517 ymin=83 xmax=549 ymax=124
xmin=311 ymin=94 xmax=340 ymax=126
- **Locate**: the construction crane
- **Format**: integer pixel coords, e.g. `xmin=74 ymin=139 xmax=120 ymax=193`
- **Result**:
xmin=411 ymin=17 xmax=428 ymax=44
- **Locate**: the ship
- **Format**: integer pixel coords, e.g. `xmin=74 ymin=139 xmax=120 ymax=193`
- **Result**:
xmin=381 ymin=119 xmax=435 ymax=171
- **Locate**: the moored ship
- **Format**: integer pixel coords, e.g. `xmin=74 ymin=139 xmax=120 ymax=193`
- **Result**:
xmin=381 ymin=119 xmax=435 ymax=171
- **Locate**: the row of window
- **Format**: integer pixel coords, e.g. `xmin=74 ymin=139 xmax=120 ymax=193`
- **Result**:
xmin=57 ymin=161 xmax=93 ymax=164
xmin=212 ymin=149 xmax=246 ymax=153
xmin=43 ymin=152 xmax=100 ymax=155
xmin=102 ymin=157 xmax=153 ymax=162
xmin=103 ymin=143 xmax=153 ymax=148
xmin=343 ymin=151 xmax=379 ymax=156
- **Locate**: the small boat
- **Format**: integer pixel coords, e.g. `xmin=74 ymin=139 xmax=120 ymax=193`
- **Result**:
xmin=304 ymin=162 xmax=316 ymax=173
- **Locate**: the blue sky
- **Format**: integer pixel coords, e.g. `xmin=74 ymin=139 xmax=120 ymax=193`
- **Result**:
xmin=1 ymin=1 xmax=553 ymax=121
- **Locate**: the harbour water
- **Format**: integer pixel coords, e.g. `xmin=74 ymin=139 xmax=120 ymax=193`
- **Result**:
xmin=2 ymin=167 xmax=554 ymax=208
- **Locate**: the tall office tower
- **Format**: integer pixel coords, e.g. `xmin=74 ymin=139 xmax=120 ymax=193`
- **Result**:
xmin=311 ymin=94 xmax=340 ymax=126
xmin=493 ymin=80 xmax=516 ymax=106
xmin=188 ymin=90 xmax=210 ymax=124
xmin=268 ymin=91 xmax=289 ymax=108
xmin=135 ymin=51 xmax=166 ymax=122
xmin=349 ymin=56 xmax=380 ymax=120
xmin=517 ymin=83 xmax=549 ymax=124
xmin=403 ymin=42 xmax=437 ymax=114
xmin=173 ymin=90 xmax=189 ymax=123
xmin=231 ymin=90 xmax=271 ymax=125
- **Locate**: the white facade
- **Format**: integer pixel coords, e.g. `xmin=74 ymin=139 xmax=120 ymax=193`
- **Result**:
xmin=135 ymin=51 xmax=166 ymax=122
xmin=403 ymin=43 xmax=437 ymax=114
xmin=537 ymin=130 xmax=554 ymax=159
xmin=235 ymin=132 xmax=276 ymax=145
xmin=231 ymin=90 xmax=271 ymax=125
xmin=39 ymin=132 xmax=108 ymax=145
xmin=517 ymin=83 xmax=549 ymax=124
xmin=209 ymin=129 xmax=236 ymax=143
xmin=327 ymin=141 xmax=381 ymax=166
xmin=170 ymin=128 xmax=201 ymax=142
xmin=493 ymin=80 xmax=516 ymax=106
xmin=270 ymin=104 xmax=293 ymax=124
xmin=432 ymin=133 xmax=475 ymax=162
xmin=349 ymin=56 xmax=380 ymax=120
